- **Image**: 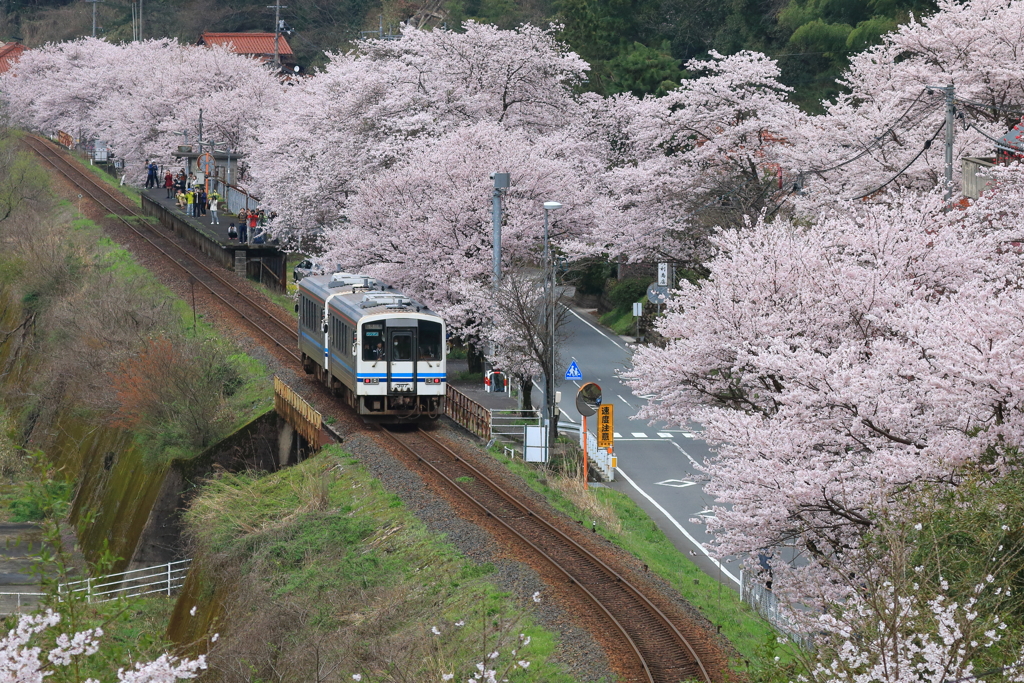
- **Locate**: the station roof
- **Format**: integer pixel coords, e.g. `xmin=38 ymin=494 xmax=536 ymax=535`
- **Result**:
xmin=0 ymin=42 xmax=26 ymax=74
xmin=197 ymin=32 xmax=293 ymax=60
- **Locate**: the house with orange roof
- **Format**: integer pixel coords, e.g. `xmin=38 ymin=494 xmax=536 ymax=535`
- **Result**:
xmin=197 ymin=32 xmax=295 ymax=71
xmin=0 ymin=42 xmax=26 ymax=74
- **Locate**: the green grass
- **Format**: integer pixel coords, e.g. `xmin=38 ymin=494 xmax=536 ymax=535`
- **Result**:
xmin=66 ymin=147 xmax=144 ymax=207
xmin=486 ymin=446 xmax=795 ymax=672
xmin=183 ymin=447 xmax=582 ymax=682
xmin=599 ymin=305 xmax=639 ymax=336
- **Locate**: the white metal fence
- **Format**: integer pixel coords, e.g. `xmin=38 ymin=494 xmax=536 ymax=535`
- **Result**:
xmin=739 ymin=569 xmax=815 ymax=650
xmin=489 ymin=409 xmax=542 ymax=445
xmin=207 ymin=178 xmax=260 ymax=216
xmin=0 ymin=560 xmax=191 ymax=614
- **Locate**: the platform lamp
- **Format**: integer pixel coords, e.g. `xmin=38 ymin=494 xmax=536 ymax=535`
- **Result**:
xmin=542 ymin=200 xmax=563 ymax=457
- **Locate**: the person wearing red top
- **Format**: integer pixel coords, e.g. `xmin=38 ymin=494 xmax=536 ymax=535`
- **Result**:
xmin=164 ymin=171 xmax=174 ymax=198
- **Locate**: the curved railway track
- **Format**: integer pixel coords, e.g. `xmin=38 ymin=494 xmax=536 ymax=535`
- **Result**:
xmin=382 ymin=427 xmax=713 ymax=683
xmin=30 ymin=135 xmax=717 ymax=683
xmin=22 ymin=135 xmax=302 ymax=365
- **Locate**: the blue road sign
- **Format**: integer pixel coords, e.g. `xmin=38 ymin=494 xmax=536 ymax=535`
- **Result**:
xmin=565 ymin=360 xmax=583 ymax=381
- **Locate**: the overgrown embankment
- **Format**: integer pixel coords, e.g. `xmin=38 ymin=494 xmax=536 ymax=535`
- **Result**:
xmin=0 ymin=134 xmax=273 ymax=571
xmin=170 ymin=446 xmax=580 ymax=683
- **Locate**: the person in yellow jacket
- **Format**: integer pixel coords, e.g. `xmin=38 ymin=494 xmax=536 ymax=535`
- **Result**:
xmin=185 ymin=189 xmax=195 ymax=216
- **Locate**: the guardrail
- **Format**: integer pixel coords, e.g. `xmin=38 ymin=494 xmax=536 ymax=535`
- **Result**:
xmin=559 ymin=423 xmax=616 ymax=481
xmin=0 ymin=560 xmax=192 ymax=614
xmin=489 ymin=409 xmax=542 ymax=444
xmin=739 ymin=569 xmax=814 ymax=650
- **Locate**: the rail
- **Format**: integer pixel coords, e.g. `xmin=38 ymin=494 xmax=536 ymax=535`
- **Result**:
xmin=0 ymin=560 xmax=192 ymax=614
xmin=23 ymin=136 xmax=301 ymax=365
xmin=382 ymin=427 xmax=712 ymax=683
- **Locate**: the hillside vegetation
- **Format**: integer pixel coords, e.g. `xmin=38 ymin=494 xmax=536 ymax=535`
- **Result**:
xmin=0 ymin=0 xmax=934 ymax=103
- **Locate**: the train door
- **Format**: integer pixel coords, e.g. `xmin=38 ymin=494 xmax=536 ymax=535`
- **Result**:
xmin=386 ymin=327 xmax=417 ymax=394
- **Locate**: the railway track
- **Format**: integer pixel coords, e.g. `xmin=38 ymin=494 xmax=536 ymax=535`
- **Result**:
xmin=22 ymin=135 xmax=302 ymax=365
xmin=382 ymin=426 xmax=713 ymax=683
xmin=29 ymin=135 xmax=717 ymax=683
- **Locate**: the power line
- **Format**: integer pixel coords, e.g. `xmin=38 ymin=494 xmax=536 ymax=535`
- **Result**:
xmin=803 ymin=89 xmax=937 ymax=175
xmin=850 ymin=120 xmax=945 ymax=200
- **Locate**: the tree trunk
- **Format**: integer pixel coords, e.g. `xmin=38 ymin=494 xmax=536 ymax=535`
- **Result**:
xmin=467 ymin=340 xmax=484 ymax=374
xmin=517 ymin=375 xmax=533 ymax=416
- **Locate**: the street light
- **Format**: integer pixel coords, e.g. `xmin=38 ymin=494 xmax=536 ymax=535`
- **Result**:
xmin=542 ymin=201 xmax=563 ymax=457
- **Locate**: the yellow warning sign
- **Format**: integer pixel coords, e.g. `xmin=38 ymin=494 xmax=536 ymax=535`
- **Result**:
xmin=597 ymin=404 xmax=614 ymax=449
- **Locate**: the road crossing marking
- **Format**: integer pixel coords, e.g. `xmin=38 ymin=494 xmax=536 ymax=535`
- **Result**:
xmin=681 ymin=432 xmax=696 ymax=438
xmin=631 ymin=432 xmax=648 ymax=438
xmin=655 ymin=479 xmax=697 ymax=488
xmin=696 ymin=508 xmax=716 ymax=518
xmin=657 ymin=432 xmax=673 ymax=438
xmin=613 ymin=432 xmax=622 ymax=438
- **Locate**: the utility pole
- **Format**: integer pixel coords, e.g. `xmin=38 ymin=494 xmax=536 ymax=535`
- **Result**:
xmin=83 ymin=0 xmax=102 ymax=37
xmin=267 ymin=1 xmax=287 ymax=66
xmin=929 ymin=84 xmax=956 ymax=201
xmin=138 ymin=0 xmax=143 ymax=40
xmin=491 ymin=173 xmax=509 ymax=291
xmin=542 ymin=201 xmax=563 ymax=454
xmin=945 ymin=85 xmax=955 ymax=201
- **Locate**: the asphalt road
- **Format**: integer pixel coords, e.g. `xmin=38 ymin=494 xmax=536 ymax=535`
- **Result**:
xmin=539 ymin=305 xmax=742 ymax=590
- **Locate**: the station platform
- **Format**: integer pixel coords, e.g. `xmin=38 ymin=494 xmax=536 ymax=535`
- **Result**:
xmin=446 ymin=359 xmax=520 ymax=411
xmin=140 ymin=188 xmax=288 ymax=292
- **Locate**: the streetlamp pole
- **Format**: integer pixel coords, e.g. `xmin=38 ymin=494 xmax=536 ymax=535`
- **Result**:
xmin=542 ymin=201 xmax=563 ymax=456
xmin=83 ymin=0 xmax=103 ymax=37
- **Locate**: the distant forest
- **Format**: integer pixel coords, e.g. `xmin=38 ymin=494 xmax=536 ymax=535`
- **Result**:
xmin=0 ymin=0 xmax=938 ymax=107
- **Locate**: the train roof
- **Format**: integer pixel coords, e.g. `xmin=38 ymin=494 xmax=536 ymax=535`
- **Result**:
xmin=299 ymin=273 xmax=442 ymax=322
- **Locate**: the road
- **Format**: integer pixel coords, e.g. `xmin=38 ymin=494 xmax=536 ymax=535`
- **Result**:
xmin=538 ymin=305 xmax=741 ymax=589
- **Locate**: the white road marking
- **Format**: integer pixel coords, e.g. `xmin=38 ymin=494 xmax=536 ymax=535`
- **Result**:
xmin=657 ymin=432 xmax=674 ymax=438
xmin=613 ymin=432 xmax=622 ymax=438
xmin=565 ymin=306 xmax=625 ymax=349
xmin=615 ymin=468 xmax=740 ymax=585
xmin=631 ymin=432 xmax=648 ymax=438
xmin=682 ymin=432 xmax=696 ymax=438
xmin=669 ymin=441 xmax=699 ymax=467
xmin=617 ymin=395 xmax=634 ymax=409
xmin=696 ymin=508 xmax=716 ymax=517
xmin=656 ymin=479 xmax=697 ymax=488
xmin=562 ymin=413 xmax=576 ymax=423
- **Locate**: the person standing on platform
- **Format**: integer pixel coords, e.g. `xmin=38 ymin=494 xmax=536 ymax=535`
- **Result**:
xmin=238 ymin=216 xmax=248 ymax=244
xmin=209 ymin=195 xmax=220 ymax=225
xmin=186 ymin=188 xmax=195 ymax=216
xmin=198 ymin=188 xmax=208 ymax=217
xmin=247 ymin=209 xmax=258 ymax=240
xmin=164 ymin=171 xmax=174 ymax=198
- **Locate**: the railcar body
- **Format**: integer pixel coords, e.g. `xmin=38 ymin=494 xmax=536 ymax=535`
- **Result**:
xmin=297 ymin=273 xmax=446 ymax=419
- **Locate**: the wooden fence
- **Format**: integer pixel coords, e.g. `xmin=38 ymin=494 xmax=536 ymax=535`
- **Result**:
xmin=274 ymin=376 xmax=323 ymax=449
xmin=445 ymin=385 xmax=491 ymax=439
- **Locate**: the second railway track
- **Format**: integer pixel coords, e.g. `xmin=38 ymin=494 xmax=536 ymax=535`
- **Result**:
xmin=23 ymin=135 xmax=302 ymax=365
xmin=382 ymin=427 xmax=714 ymax=683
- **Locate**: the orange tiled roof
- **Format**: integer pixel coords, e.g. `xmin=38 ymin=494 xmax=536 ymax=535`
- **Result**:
xmin=0 ymin=42 xmax=26 ymax=74
xmin=198 ymin=32 xmax=294 ymax=59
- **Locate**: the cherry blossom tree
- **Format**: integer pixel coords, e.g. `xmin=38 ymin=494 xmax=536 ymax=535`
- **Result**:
xmin=626 ymin=181 xmax=1024 ymax=605
xmin=785 ymin=0 xmax=1024 ymax=207
xmin=0 ymin=609 xmax=206 ymax=682
xmin=244 ymin=22 xmax=591 ymax=245
xmin=1 ymin=38 xmax=282 ymax=184
xmin=590 ymin=50 xmax=804 ymax=266
xmin=319 ymin=121 xmax=603 ymax=338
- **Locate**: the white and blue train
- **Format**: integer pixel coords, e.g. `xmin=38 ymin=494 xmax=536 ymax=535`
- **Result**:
xmin=297 ymin=273 xmax=446 ymax=419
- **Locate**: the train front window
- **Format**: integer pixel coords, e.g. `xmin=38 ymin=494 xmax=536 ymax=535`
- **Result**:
xmin=362 ymin=324 xmax=384 ymax=361
xmin=418 ymin=320 xmax=442 ymax=360
xmin=391 ymin=333 xmax=413 ymax=361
